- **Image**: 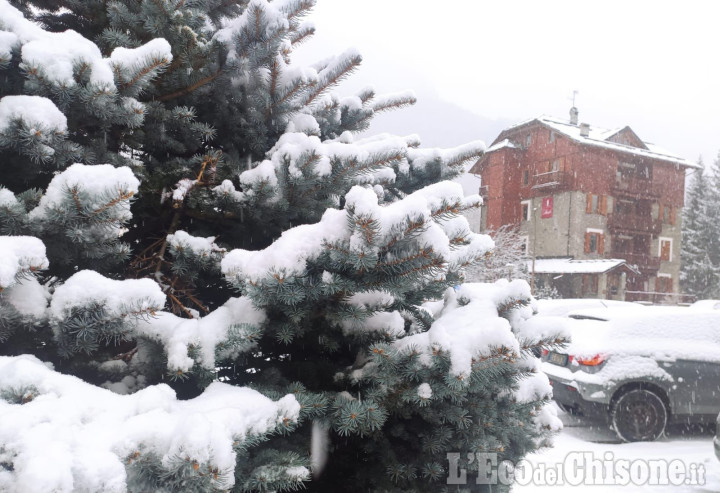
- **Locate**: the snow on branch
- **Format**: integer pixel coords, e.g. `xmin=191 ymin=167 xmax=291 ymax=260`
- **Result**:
xmin=109 ymin=38 xmax=173 ymax=94
xmin=214 ymin=0 xmax=291 ymax=57
xmin=0 ymin=236 xmax=48 ymax=289
xmin=299 ymin=48 xmax=363 ymax=106
xmin=49 ymin=270 xmax=264 ymax=373
xmin=0 ymin=0 xmax=171 ymax=91
xmin=0 ymin=96 xmax=67 ymax=134
xmin=222 ymin=181 xmax=493 ymax=286
xmin=407 ymin=140 xmax=486 ymax=174
xmin=50 ymin=270 xmax=165 ymax=322
xmin=28 ymin=163 xmax=139 ymax=231
xmin=134 ymin=297 xmax=266 ymax=372
xmin=0 ymin=355 xmax=303 ymax=492
xmin=393 ymin=281 xmax=533 ymax=378
xmin=369 ymin=90 xmax=417 ymax=114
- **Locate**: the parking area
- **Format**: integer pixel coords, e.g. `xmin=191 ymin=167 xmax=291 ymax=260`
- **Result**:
xmin=513 ymin=405 xmax=720 ymax=492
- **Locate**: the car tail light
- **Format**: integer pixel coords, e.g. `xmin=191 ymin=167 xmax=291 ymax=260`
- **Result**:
xmin=575 ymin=354 xmax=606 ymax=366
xmin=541 ymin=349 xmax=549 ymax=356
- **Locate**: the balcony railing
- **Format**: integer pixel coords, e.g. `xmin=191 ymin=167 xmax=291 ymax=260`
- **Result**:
xmin=611 ymin=177 xmax=659 ymax=198
xmin=532 ymin=170 xmax=569 ymax=190
xmin=612 ymin=252 xmax=661 ymax=273
xmin=625 ymin=291 xmax=696 ymax=305
xmin=607 ymin=213 xmax=662 ymax=235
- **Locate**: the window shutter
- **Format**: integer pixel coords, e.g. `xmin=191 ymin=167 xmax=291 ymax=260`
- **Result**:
xmin=658 ymin=203 xmax=664 ymax=221
xmin=660 ymin=241 xmax=671 ymax=261
xmin=584 ymin=233 xmax=591 ymax=253
xmin=670 ymin=207 xmax=676 ymax=225
xmin=598 ymin=234 xmax=605 ymax=255
xmin=586 ymin=193 xmax=593 ymax=214
xmin=600 ymin=195 xmax=608 ymax=215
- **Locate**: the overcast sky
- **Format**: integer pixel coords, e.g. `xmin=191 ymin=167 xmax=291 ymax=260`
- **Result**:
xmin=294 ymin=0 xmax=720 ymax=168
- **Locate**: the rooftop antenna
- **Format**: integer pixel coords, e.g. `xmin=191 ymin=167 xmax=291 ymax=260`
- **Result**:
xmin=569 ymin=90 xmax=579 ymax=125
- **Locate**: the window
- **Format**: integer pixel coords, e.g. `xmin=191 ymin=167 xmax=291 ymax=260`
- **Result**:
xmin=584 ymin=229 xmax=605 ymax=254
xmin=549 ymin=131 xmax=555 ymax=143
xmin=523 ymin=169 xmax=529 ymax=186
xmin=551 ymin=159 xmax=560 ymax=172
xmin=659 ymin=204 xmax=675 ymax=225
xmin=656 ymin=275 xmax=672 ymax=293
xmin=659 ymin=237 xmax=672 ymax=261
xmin=582 ymin=274 xmax=599 ymax=294
xmin=525 ymin=134 xmax=532 ymax=147
xmin=521 ymin=200 xmax=531 ymax=221
xmin=585 ymin=193 xmax=607 ymax=215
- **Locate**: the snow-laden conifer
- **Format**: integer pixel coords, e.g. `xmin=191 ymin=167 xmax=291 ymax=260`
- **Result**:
xmin=0 ymin=1 xmax=566 ymax=491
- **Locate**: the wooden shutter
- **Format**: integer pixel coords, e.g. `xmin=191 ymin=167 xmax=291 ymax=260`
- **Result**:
xmin=600 ymin=195 xmax=608 ymax=215
xmin=586 ymin=193 xmax=593 ymax=214
xmin=658 ymin=203 xmax=664 ymax=222
xmin=598 ymin=234 xmax=605 ymax=255
xmin=584 ymin=233 xmax=591 ymax=253
xmin=670 ymin=207 xmax=676 ymax=225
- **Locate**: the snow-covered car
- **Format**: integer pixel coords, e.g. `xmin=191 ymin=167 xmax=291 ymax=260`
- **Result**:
xmin=689 ymin=299 xmax=720 ymax=310
xmin=541 ymin=307 xmax=720 ymax=442
xmin=534 ymin=298 xmax=644 ymax=318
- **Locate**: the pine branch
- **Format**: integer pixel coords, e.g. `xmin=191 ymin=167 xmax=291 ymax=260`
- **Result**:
xmin=301 ymin=51 xmax=362 ymax=106
xmin=118 ymin=56 xmax=171 ymax=91
xmin=289 ymin=24 xmax=315 ymax=46
xmin=158 ymin=71 xmax=221 ymax=101
xmin=89 ymin=191 xmax=135 ymax=217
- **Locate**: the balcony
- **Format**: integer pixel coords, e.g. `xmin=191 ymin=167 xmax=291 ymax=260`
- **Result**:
xmin=532 ymin=171 xmax=569 ymax=191
xmin=624 ymin=291 xmax=696 ymax=305
xmin=611 ymin=177 xmax=659 ymax=198
xmin=613 ymin=252 xmax=661 ymax=273
xmin=607 ymin=213 xmax=662 ymax=236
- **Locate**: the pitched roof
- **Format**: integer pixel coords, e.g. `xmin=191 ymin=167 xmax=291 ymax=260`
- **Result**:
xmin=484 ymin=138 xmax=518 ymax=153
xmin=492 ymin=115 xmax=700 ymax=169
xmin=527 ymin=258 xmax=640 ymax=275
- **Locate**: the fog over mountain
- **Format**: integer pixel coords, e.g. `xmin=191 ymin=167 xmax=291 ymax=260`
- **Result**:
xmin=363 ymin=90 xmax=513 ymax=150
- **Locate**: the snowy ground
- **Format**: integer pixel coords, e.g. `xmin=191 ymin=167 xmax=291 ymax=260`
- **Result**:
xmin=512 ymin=404 xmax=720 ymax=492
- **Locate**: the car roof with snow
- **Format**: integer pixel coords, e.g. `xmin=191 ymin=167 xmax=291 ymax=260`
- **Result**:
xmin=534 ymin=298 xmax=644 ymax=318
xmin=564 ymin=308 xmax=720 ymax=362
xmin=689 ymin=299 xmax=720 ymax=310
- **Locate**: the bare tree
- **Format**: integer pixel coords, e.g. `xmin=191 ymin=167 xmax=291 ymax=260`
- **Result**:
xmin=465 ymin=225 xmax=529 ymax=282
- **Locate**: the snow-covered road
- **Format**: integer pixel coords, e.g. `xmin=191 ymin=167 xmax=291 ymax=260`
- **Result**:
xmin=512 ymin=405 xmax=720 ymax=492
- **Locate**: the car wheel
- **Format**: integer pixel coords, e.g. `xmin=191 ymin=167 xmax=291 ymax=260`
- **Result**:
xmin=611 ymin=388 xmax=667 ymax=442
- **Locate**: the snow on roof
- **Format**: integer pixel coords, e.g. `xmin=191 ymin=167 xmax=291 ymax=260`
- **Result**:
xmin=527 ymin=258 xmax=637 ymax=275
xmin=484 ymin=138 xmax=518 ymax=153
xmin=540 ymin=116 xmax=698 ymax=167
xmin=501 ymin=115 xmax=699 ymax=168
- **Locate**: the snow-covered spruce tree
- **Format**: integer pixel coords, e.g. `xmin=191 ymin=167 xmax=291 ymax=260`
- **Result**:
xmin=706 ymin=153 xmax=720 ymax=296
xmin=680 ymin=159 xmax=720 ymax=299
xmin=0 ymin=1 xmax=566 ymax=491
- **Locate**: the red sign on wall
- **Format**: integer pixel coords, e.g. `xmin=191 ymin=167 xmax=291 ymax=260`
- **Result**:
xmin=541 ymin=196 xmax=553 ymax=218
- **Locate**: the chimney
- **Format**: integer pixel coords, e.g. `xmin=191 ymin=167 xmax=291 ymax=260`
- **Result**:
xmin=579 ymin=123 xmax=590 ymax=137
xmin=570 ymin=106 xmax=579 ymax=125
